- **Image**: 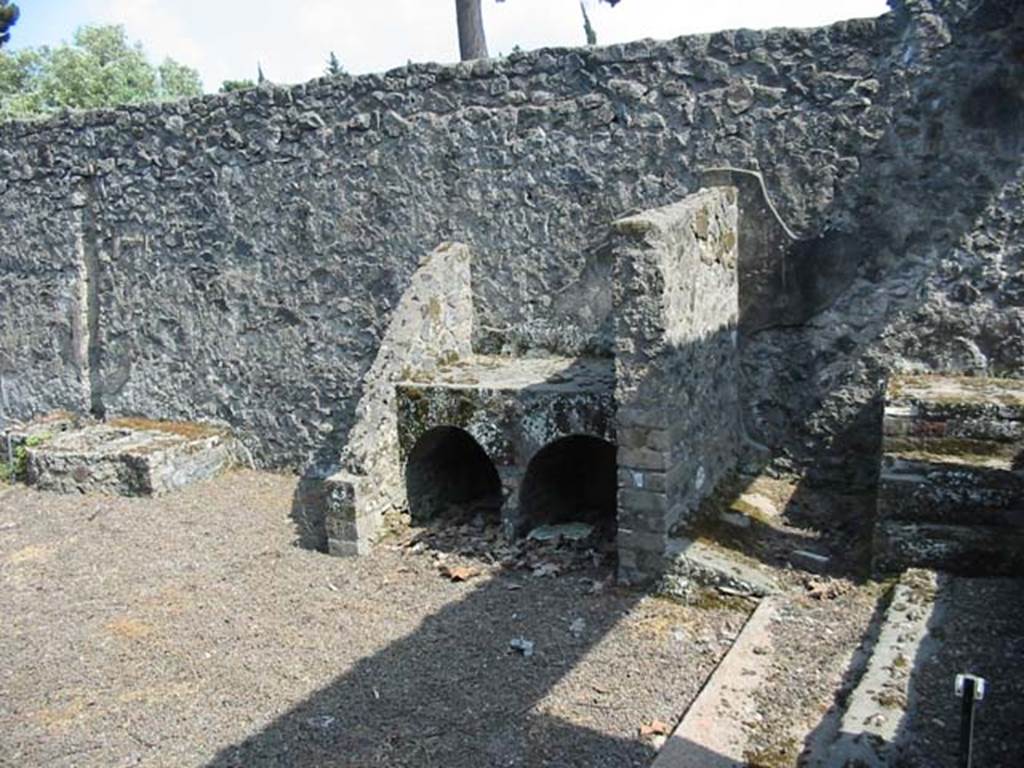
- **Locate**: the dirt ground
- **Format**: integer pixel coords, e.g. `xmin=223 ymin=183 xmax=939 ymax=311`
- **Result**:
xmin=0 ymin=471 xmax=749 ymax=768
xmin=900 ymin=576 xmax=1024 ymax=768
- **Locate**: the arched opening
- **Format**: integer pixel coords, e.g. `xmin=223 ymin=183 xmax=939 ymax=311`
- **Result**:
xmin=405 ymin=426 xmax=503 ymax=524
xmin=519 ymin=435 xmax=617 ymax=540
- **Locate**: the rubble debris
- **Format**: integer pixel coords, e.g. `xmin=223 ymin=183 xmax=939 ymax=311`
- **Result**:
xmin=791 ymin=548 xmax=831 ymax=573
xmin=639 ymin=719 xmax=670 ymax=737
xmin=526 ymin=522 xmax=594 ymax=543
xmin=438 ymin=564 xmax=480 ymax=582
xmin=804 ymin=576 xmax=850 ymax=601
xmin=509 ymin=637 xmax=535 ymax=657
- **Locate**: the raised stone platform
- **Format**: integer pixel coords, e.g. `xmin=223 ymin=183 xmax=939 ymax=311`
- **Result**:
xmin=395 ymin=355 xmax=616 ymax=535
xmin=19 ymin=418 xmax=235 ymax=496
xmin=874 ymin=375 xmax=1024 ymax=575
xmin=395 ymin=355 xmax=616 ymax=458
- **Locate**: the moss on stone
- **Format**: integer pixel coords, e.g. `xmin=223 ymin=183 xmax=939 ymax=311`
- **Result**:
xmin=613 ymin=215 xmax=656 ymax=237
xmin=107 ymin=417 xmax=225 ymax=440
xmin=743 ymin=737 xmax=800 ymax=768
xmin=888 ymin=374 xmax=1024 ymax=407
xmin=885 ymin=436 xmax=1020 ymax=465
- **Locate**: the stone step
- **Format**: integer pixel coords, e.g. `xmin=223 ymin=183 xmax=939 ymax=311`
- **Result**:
xmin=875 ymin=375 xmax=1024 ymax=576
xmin=885 ymin=375 xmax=1024 ymax=436
xmin=879 ymin=454 xmax=1024 ymax=527
xmin=873 ymin=521 xmax=1024 ymax=576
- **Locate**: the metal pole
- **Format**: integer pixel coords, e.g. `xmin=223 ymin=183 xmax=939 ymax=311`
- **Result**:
xmin=956 ymin=673 xmax=985 ymax=768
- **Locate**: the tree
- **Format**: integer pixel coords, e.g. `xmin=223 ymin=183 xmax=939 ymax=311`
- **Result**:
xmin=581 ymin=1 xmax=597 ymax=45
xmin=0 ymin=24 xmax=202 ymax=120
xmin=326 ymin=51 xmax=346 ymax=77
xmin=456 ymin=0 xmax=489 ymax=61
xmin=456 ymin=0 xmax=621 ymax=60
xmin=220 ymin=79 xmax=255 ymax=93
xmin=0 ymin=1 xmax=17 ymax=48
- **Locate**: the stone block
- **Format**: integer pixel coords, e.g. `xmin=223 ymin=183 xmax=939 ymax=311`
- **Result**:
xmin=323 ymin=470 xmax=383 ymax=557
xmin=618 ymin=488 xmax=668 ymax=513
xmin=618 ymin=446 xmax=668 ymax=471
xmin=617 ymin=526 xmax=668 ymax=553
xmin=24 ymin=419 xmax=235 ymax=496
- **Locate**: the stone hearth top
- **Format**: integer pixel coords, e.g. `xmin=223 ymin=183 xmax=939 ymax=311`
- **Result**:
xmin=398 ymin=356 xmax=614 ymax=394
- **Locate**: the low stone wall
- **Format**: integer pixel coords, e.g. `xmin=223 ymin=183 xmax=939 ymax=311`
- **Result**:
xmin=612 ymin=187 xmax=741 ymax=581
xmin=874 ymin=374 xmax=1024 ymax=575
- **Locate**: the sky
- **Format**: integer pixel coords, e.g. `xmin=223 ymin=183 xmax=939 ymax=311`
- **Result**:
xmin=9 ymin=1 xmax=890 ymax=92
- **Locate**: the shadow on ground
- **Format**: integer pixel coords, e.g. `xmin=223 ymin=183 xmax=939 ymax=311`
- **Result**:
xmin=203 ymin=566 xmax=745 ymax=768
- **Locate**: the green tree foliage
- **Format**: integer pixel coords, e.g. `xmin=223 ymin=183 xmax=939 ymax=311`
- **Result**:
xmin=0 ymin=24 xmax=203 ymax=121
xmin=581 ymin=1 xmax=597 ymax=45
xmin=0 ymin=1 xmax=18 ymax=48
xmin=219 ymin=79 xmax=256 ymax=93
xmin=326 ymin=51 xmax=346 ymax=77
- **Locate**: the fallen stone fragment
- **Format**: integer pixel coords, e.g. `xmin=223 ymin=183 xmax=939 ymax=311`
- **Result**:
xmin=569 ymin=617 xmax=586 ymax=637
xmin=531 ymin=562 xmax=561 ymax=578
xmin=639 ymin=719 xmax=671 ymax=737
xmin=509 ymin=637 xmax=535 ymax=657
xmin=804 ymin=576 xmax=849 ymax=600
xmin=527 ymin=522 xmax=595 ymax=542
xmin=791 ymin=548 xmax=831 ymax=573
xmin=438 ymin=563 xmax=480 ymax=582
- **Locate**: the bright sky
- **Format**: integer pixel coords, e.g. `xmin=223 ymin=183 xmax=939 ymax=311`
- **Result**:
xmin=9 ymin=1 xmax=890 ymax=92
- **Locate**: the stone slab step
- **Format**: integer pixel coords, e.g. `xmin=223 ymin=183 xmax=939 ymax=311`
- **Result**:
xmin=819 ymin=570 xmax=943 ymax=768
xmin=651 ymin=597 xmax=781 ymax=768
xmin=24 ymin=419 xmax=235 ymax=496
xmin=661 ymin=537 xmax=781 ymax=597
xmin=873 ymin=521 xmax=1024 ymax=576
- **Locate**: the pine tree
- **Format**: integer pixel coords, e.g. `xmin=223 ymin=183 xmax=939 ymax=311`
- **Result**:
xmin=581 ymin=2 xmax=597 ymax=45
xmin=326 ymin=51 xmax=346 ymax=77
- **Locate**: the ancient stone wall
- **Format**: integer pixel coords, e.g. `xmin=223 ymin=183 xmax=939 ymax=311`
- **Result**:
xmin=0 ymin=0 xmax=1020 ymax=482
xmin=612 ymin=189 xmax=741 ymax=579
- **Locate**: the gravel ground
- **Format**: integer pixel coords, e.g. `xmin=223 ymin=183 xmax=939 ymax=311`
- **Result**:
xmin=900 ymin=576 xmax=1024 ymax=768
xmin=0 ymin=471 xmax=748 ymax=768
xmin=743 ymin=579 xmax=886 ymax=767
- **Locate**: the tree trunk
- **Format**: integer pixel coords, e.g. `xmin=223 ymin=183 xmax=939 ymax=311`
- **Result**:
xmin=456 ymin=0 xmax=488 ymax=61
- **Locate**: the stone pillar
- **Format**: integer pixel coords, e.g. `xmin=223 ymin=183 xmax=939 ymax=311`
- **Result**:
xmin=611 ymin=187 xmax=741 ymax=583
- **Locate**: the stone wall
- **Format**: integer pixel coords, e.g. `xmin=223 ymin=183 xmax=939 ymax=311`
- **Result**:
xmin=320 ymin=242 xmax=475 ymax=556
xmin=0 ymin=0 xmax=1021 ymax=484
xmin=612 ymin=188 xmax=741 ymax=580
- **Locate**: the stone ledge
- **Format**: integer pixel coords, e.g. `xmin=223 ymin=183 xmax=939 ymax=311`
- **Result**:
xmin=23 ymin=419 xmax=235 ymax=496
xmin=873 ymin=521 xmax=1024 ymax=577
